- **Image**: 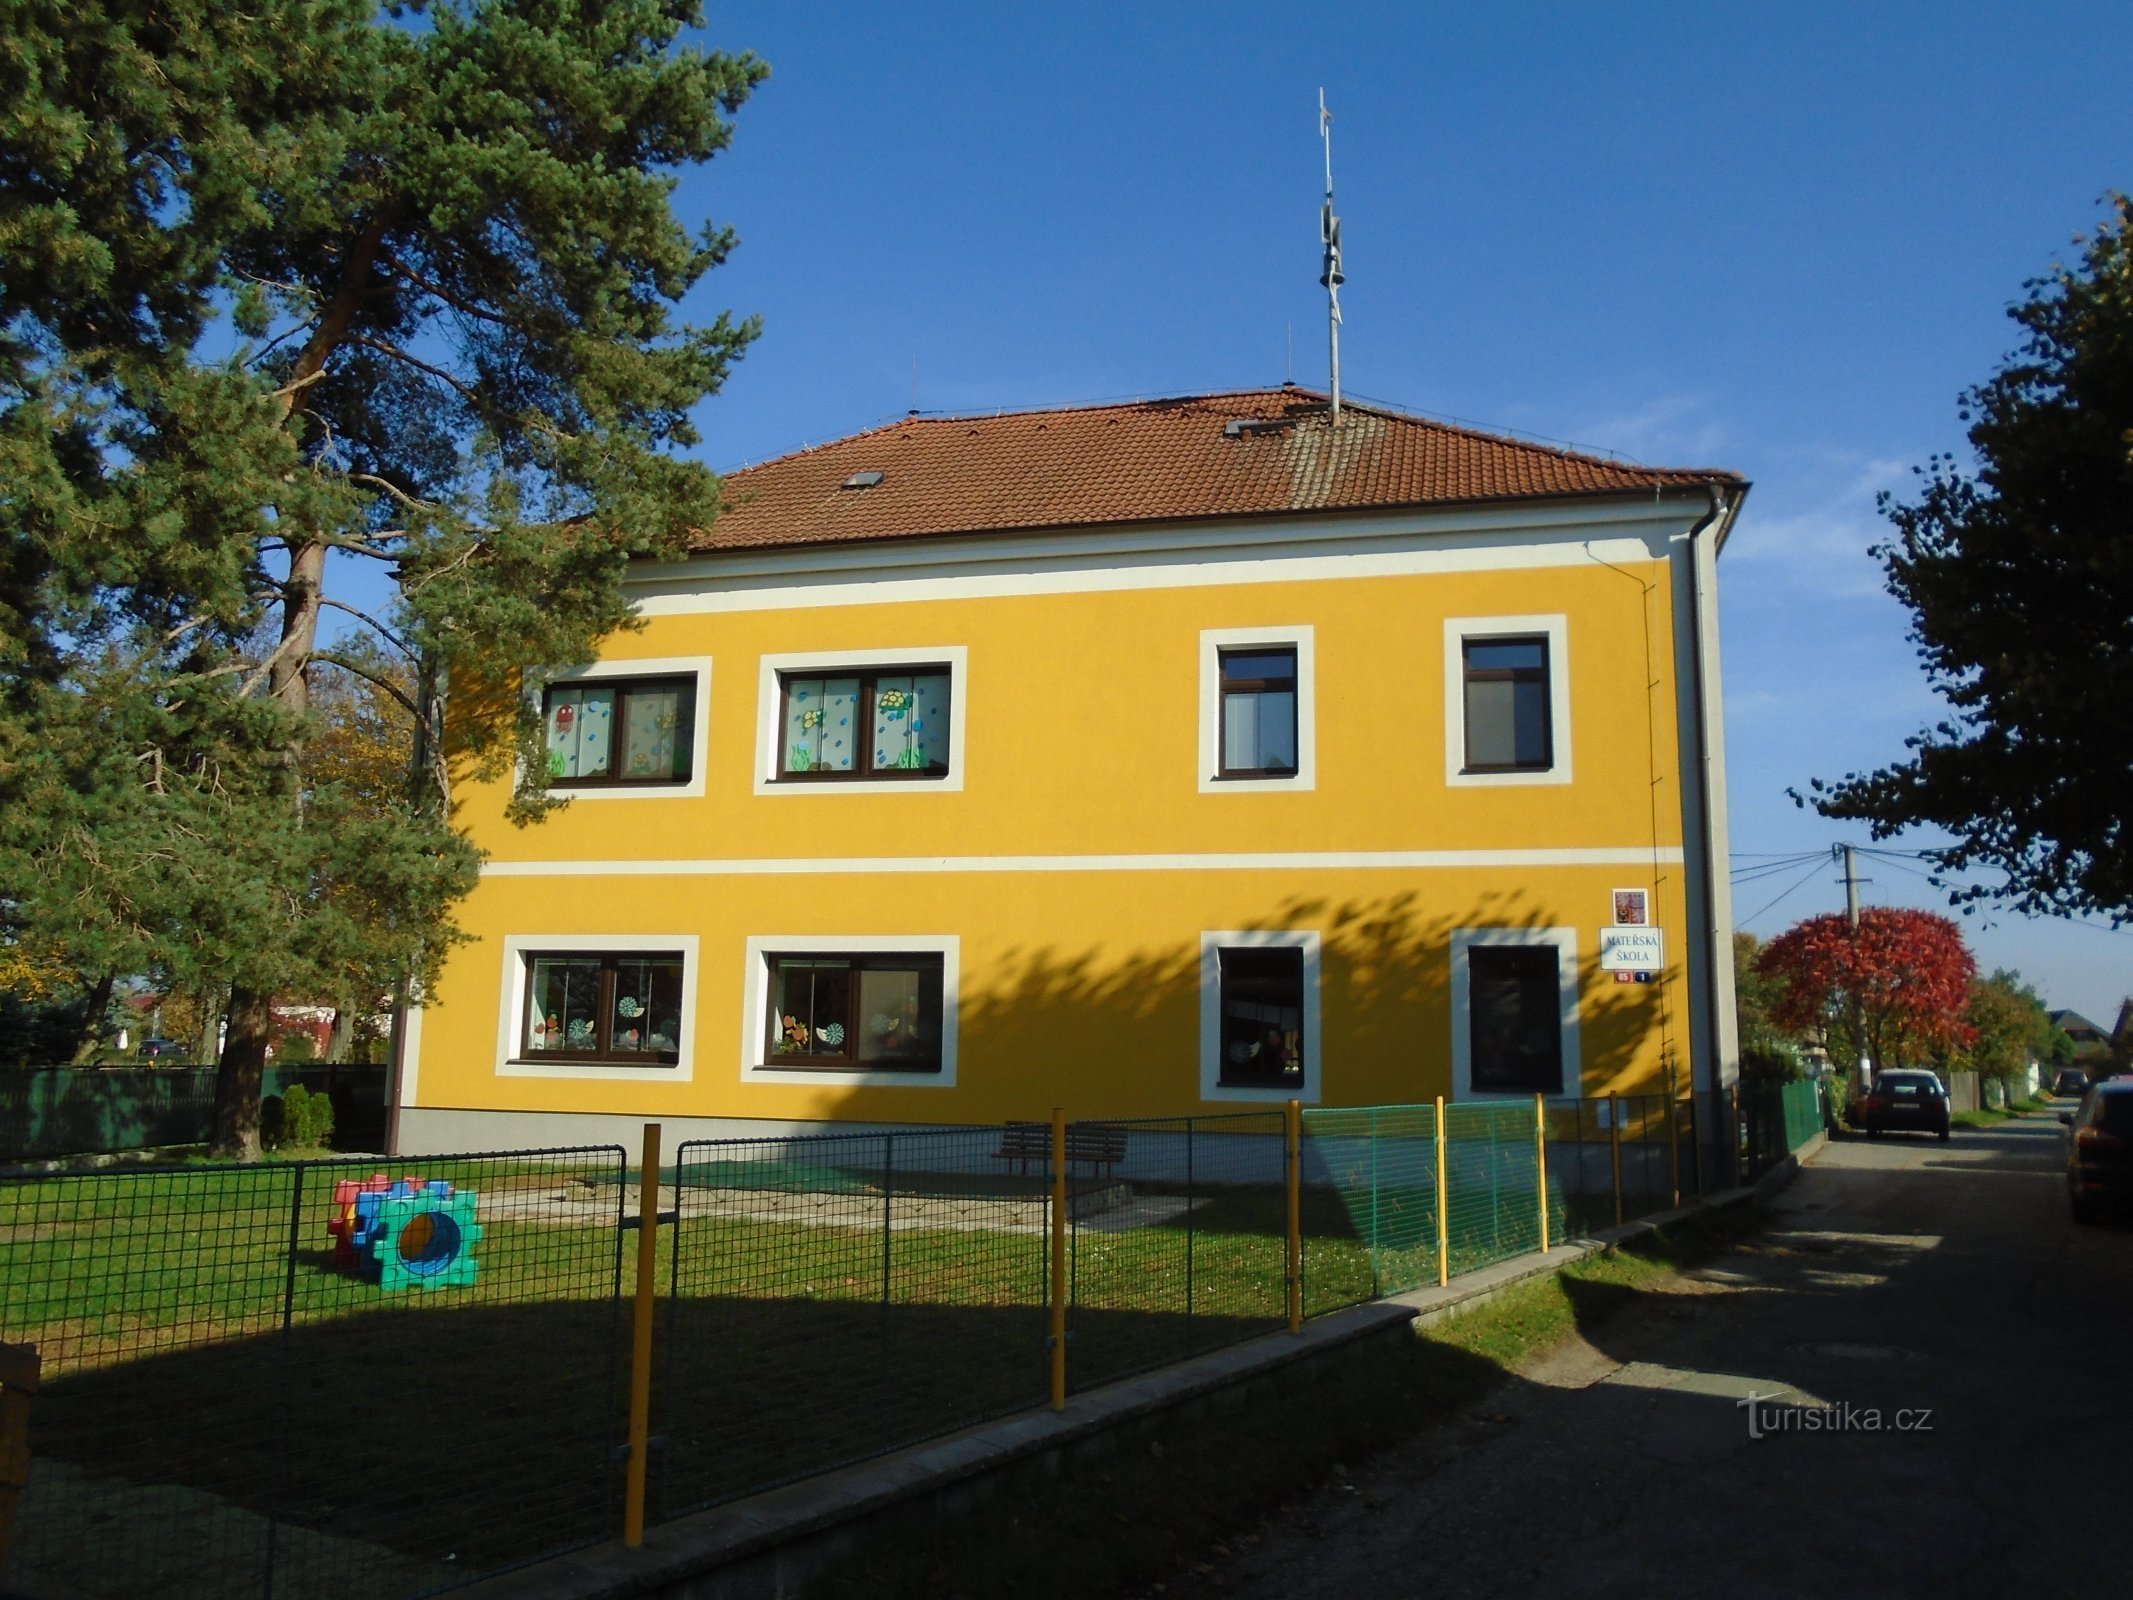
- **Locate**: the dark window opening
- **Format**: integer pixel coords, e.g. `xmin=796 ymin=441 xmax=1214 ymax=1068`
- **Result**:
xmin=1218 ymin=946 xmax=1306 ymax=1088
xmin=1468 ymin=945 xmax=1563 ymax=1094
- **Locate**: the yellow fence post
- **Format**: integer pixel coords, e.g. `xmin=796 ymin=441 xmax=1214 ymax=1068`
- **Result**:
xmin=1609 ymin=1093 xmax=1625 ymax=1228
xmin=624 ymin=1122 xmax=661 ymax=1547
xmin=1434 ymin=1096 xmax=1450 ymax=1287
xmin=1286 ymin=1099 xmax=1303 ymax=1333
xmin=1534 ymin=1093 xmax=1550 ymax=1254
xmin=1049 ymin=1107 xmax=1068 ymax=1411
xmin=0 ymin=1341 xmax=38 ymax=1588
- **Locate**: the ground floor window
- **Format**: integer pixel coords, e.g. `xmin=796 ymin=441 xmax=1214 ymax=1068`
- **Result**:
xmin=1199 ymin=930 xmax=1321 ymax=1102
xmin=1217 ymin=946 xmax=1306 ymax=1088
xmin=763 ymin=951 xmax=945 ymax=1073
xmin=1467 ymin=946 xmax=1563 ymax=1093
xmin=521 ymin=951 xmax=684 ymax=1065
xmin=1452 ymin=927 xmax=1580 ymax=1099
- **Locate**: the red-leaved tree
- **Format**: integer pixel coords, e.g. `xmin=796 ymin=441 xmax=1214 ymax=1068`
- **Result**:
xmin=1755 ymin=909 xmax=1977 ymax=1072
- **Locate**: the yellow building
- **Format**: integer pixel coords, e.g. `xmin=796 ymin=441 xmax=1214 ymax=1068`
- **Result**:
xmin=394 ymin=388 xmax=1747 ymax=1162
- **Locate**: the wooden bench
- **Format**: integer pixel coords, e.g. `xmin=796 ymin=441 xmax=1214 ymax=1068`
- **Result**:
xmin=994 ymin=1121 xmax=1128 ymax=1179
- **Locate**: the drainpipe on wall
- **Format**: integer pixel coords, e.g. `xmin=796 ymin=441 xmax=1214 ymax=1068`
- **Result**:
xmin=1683 ymin=482 xmax=1748 ymax=1187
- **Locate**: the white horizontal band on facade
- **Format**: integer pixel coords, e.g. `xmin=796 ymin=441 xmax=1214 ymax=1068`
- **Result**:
xmin=627 ymin=502 xmax=1698 ymax=617
xmin=481 ymin=847 xmax=1686 ymax=879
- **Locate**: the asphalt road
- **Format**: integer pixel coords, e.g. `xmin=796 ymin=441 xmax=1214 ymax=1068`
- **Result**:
xmin=1191 ymin=1105 xmax=2133 ymax=1600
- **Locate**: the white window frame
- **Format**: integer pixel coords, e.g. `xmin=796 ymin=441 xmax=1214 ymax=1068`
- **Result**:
xmin=1199 ymin=929 xmax=1323 ymax=1104
xmin=755 ymin=646 xmax=969 ymax=796
xmin=1443 ymin=615 xmax=1571 ymax=787
xmin=740 ymin=934 xmax=961 ymax=1086
xmin=495 ymin=933 xmax=699 ymax=1082
xmin=1199 ymin=626 xmax=1316 ymax=793
xmin=526 ymin=655 xmax=712 ymax=800
xmin=1449 ymin=926 xmax=1582 ymax=1101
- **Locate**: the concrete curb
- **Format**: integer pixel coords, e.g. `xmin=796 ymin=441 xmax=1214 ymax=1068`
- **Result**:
xmin=459 ymin=1167 xmax=1795 ymax=1600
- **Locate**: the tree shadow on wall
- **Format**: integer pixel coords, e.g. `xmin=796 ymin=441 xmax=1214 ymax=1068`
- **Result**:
xmin=950 ymin=887 xmax=1681 ymax=1111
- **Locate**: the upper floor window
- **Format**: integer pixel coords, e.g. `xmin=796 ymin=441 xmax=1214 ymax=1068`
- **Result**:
xmin=1218 ymin=648 xmax=1299 ymax=779
xmin=1199 ymin=627 xmax=1316 ymax=793
xmin=1462 ymin=638 xmax=1551 ymax=773
xmin=1443 ymin=616 xmax=1570 ymax=787
xmin=777 ymin=666 xmax=951 ymax=781
xmin=544 ymin=675 xmax=695 ymax=786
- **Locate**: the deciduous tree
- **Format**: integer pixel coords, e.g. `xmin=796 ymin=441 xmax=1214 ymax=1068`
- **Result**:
xmin=1756 ymin=909 xmax=1977 ymax=1073
xmin=0 ymin=1 xmax=765 ymax=1154
xmin=1805 ymin=197 xmax=2133 ymax=920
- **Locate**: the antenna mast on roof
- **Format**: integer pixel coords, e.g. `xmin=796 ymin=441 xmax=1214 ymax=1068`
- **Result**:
xmin=1319 ymin=88 xmax=1345 ymax=430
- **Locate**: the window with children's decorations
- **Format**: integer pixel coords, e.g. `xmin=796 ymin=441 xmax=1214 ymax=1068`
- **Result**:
xmin=778 ymin=667 xmax=950 ymax=779
xmin=522 ymin=952 xmax=684 ymax=1064
xmin=543 ymin=675 xmax=695 ymax=786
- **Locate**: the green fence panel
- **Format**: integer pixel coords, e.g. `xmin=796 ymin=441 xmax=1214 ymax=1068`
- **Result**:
xmin=0 ymin=1070 xmax=219 ymax=1160
xmin=1301 ymin=1104 xmax=1439 ymax=1305
xmin=1781 ymin=1079 xmax=1824 ymax=1152
xmin=1443 ymin=1102 xmax=1564 ymax=1274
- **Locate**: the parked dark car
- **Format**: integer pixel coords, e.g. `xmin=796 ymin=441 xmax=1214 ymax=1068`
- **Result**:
xmin=2055 ymin=1067 xmax=2091 ymax=1097
xmin=135 ymin=1037 xmax=184 ymax=1061
xmin=1862 ymin=1070 xmax=1952 ymax=1141
xmin=2063 ymin=1079 xmax=2133 ymax=1224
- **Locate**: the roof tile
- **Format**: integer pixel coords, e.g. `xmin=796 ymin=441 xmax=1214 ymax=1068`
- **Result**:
xmin=696 ymin=388 xmax=1739 ymax=553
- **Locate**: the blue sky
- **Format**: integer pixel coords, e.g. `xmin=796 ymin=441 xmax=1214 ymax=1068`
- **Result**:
xmin=647 ymin=1 xmax=2132 ymax=1018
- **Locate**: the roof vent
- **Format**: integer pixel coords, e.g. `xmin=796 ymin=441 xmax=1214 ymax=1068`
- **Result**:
xmin=841 ymin=470 xmax=886 ymax=490
xmin=1224 ymin=417 xmax=1290 ymax=439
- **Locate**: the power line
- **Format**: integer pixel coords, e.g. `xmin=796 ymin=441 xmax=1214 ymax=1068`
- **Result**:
xmin=1736 ymin=858 xmax=1831 ymax=929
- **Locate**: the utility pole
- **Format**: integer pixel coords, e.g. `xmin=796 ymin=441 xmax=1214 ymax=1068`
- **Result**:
xmin=1839 ymin=844 xmax=1871 ymax=1090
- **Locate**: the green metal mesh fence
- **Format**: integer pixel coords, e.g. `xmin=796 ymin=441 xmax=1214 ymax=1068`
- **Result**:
xmin=1299 ymin=1104 xmax=1439 ymax=1306
xmin=1066 ymin=1113 xmax=1288 ymax=1390
xmin=1 ymin=1147 xmax=629 ymax=1599
xmin=659 ymin=1129 xmax=1048 ymax=1519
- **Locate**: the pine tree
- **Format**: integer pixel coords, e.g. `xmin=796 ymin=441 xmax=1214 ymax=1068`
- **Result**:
xmin=0 ymin=2 xmax=765 ymax=1155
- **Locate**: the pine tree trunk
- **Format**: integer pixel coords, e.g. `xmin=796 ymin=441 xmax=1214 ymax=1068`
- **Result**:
xmin=328 ymin=1005 xmax=354 ymax=1064
xmin=213 ymin=987 xmax=273 ymax=1160
xmin=65 ymin=972 xmax=114 ymax=1065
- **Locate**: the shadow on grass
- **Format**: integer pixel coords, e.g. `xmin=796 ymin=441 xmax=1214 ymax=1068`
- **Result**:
xmin=22 ymin=1285 xmax=1295 ymax=1597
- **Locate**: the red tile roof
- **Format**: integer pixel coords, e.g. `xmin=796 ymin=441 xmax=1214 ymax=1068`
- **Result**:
xmin=695 ymin=387 xmax=1739 ymax=554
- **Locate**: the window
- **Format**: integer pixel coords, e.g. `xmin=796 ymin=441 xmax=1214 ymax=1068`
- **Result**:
xmin=1199 ymin=930 xmax=1321 ymax=1102
xmin=1218 ymin=648 xmax=1298 ymax=778
xmin=543 ymin=676 xmax=695 ymax=786
xmin=1462 ymin=638 xmax=1551 ymax=772
xmin=776 ymin=666 xmax=951 ymax=781
xmin=1199 ymin=627 xmax=1315 ymax=792
xmin=1217 ymin=947 xmax=1305 ymax=1088
xmin=1466 ymin=946 xmax=1563 ymax=1095
xmin=519 ymin=951 xmax=684 ymax=1065
xmin=1443 ymin=616 xmax=1570 ymax=787
xmin=760 ymin=951 xmax=945 ymax=1073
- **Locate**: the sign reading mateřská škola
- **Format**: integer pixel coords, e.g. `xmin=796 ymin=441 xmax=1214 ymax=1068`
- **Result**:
xmin=1598 ymin=926 xmax=1664 ymax=972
